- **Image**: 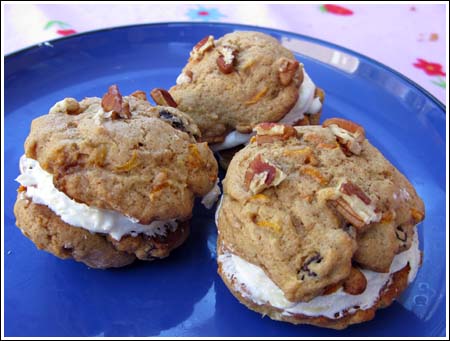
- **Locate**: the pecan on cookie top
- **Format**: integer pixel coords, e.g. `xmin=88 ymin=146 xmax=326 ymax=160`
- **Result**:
xmin=169 ymin=31 xmax=325 ymax=152
xmin=14 ymin=84 xmax=219 ymax=268
xmin=216 ymin=120 xmax=424 ymax=329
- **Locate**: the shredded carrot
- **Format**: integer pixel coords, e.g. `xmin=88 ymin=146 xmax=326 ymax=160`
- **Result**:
xmin=114 ymin=150 xmax=139 ymax=172
xmin=300 ymin=166 xmax=329 ymax=185
xmin=317 ymin=142 xmax=339 ymax=149
xmin=410 ymin=208 xmax=424 ymax=222
xmin=245 ymin=87 xmax=268 ymax=105
xmin=256 ymin=220 xmax=281 ymax=233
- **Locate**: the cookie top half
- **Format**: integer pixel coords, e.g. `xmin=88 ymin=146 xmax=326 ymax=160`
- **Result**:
xmin=23 ymin=86 xmax=218 ymax=224
xmin=169 ymin=31 xmax=303 ymax=142
xmin=218 ymin=120 xmax=424 ymax=302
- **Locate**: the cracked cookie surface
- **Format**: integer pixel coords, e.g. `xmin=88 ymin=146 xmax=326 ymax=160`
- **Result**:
xmin=15 ymin=88 xmax=218 ymax=268
xmin=169 ymin=31 xmax=323 ymax=143
xmin=217 ymin=120 xmax=424 ymax=326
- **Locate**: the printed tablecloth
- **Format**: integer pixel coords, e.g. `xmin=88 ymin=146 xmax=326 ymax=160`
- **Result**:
xmin=3 ymin=3 xmax=446 ymax=104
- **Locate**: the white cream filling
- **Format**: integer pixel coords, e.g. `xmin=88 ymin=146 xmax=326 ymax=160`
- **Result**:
xmin=215 ymin=195 xmax=224 ymax=227
xmin=211 ymin=71 xmax=321 ymax=152
xmin=279 ymin=70 xmax=318 ymax=124
xmin=218 ymin=227 xmax=420 ymax=319
xmin=201 ymin=179 xmax=221 ymax=209
xmin=16 ymin=156 xmax=177 ymax=241
xmin=210 ymin=131 xmax=252 ymax=152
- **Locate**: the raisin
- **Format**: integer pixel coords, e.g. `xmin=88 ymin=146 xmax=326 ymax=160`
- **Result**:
xmin=395 ymin=226 xmax=407 ymax=242
xmin=299 ymin=252 xmax=323 ymax=279
xmin=158 ymin=110 xmax=187 ymax=133
xmin=61 ymin=244 xmax=74 ymax=255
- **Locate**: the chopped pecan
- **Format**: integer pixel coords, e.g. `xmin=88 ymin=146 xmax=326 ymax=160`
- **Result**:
xmin=216 ymin=45 xmax=237 ymax=74
xmin=327 ymin=180 xmax=380 ymax=229
xmin=244 ymin=154 xmax=286 ymax=194
xmin=329 ymin=198 xmax=366 ymax=228
xmin=130 ymin=90 xmax=147 ymax=101
xmin=278 ymin=57 xmax=300 ymax=86
xmin=323 ymin=282 xmax=342 ymax=295
xmin=340 ymin=181 xmax=371 ymax=205
xmin=217 ymin=55 xmax=234 ymax=74
xmin=150 ymin=88 xmax=178 ymax=108
xmin=190 ymin=35 xmax=215 ymax=61
xmin=49 ymin=98 xmax=81 ymax=115
xmin=253 ymin=123 xmax=297 ymax=144
xmin=322 ymin=118 xmax=365 ymax=155
xmin=101 ymin=85 xmax=131 ymax=119
xmin=343 ymin=267 xmax=367 ymax=295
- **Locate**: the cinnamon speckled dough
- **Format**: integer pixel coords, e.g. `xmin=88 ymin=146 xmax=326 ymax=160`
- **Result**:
xmin=169 ymin=31 xmax=323 ymax=143
xmin=14 ymin=196 xmax=190 ymax=268
xmin=24 ymin=96 xmax=218 ymax=224
xmin=217 ymin=123 xmax=424 ymax=303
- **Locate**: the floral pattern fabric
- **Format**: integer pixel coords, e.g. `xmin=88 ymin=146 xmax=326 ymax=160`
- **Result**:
xmin=3 ymin=4 xmax=446 ymax=103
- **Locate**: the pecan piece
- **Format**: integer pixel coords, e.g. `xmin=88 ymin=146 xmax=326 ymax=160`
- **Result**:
xmin=329 ymin=198 xmax=366 ymax=228
xmin=253 ymin=122 xmax=297 ymax=144
xmin=101 ymin=84 xmax=131 ymax=119
xmin=49 ymin=98 xmax=81 ymax=115
xmin=340 ymin=181 xmax=371 ymax=205
xmin=244 ymin=154 xmax=286 ymax=194
xmin=327 ymin=179 xmax=381 ymax=230
xmin=130 ymin=90 xmax=147 ymax=101
xmin=322 ymin=118 xmax=365 ymax=155
xmin=278 ymin=57 xmax=300 ymax=86
xmin=343 ymin=267 xmax=367 ymax=295
xmin=150 ymin=88 xmax=177 ymax=108
xmin=216 ymin=45 xmax=237 ymax=74
xmin=217 ymin=55 xmax=234 ymax=74
xmin=190 ymin=35 xmax=215 ymax=61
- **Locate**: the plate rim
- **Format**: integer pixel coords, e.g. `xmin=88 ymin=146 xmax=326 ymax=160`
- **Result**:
xmin=4 ymin=21 xmax=445 ymax=113
xmin=4 ymin=21 xmax=447 ymax=337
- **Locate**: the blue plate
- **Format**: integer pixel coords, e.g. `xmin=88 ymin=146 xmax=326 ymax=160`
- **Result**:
xmin=4 ymin=23 xmax=446 ymax=337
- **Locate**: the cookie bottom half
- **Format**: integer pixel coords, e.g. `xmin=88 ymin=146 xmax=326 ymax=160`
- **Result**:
xmin=14 ymin=196 xmax=190 ymax=268
xmin=217 ymin=242 xmax=413 ymax=330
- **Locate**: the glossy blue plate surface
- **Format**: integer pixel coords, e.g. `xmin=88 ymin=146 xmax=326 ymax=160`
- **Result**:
xmin=4 ymin=23 xmax=446 ymax=336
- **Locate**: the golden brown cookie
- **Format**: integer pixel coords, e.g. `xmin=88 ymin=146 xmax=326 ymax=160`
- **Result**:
xmin=216 ymin=119 xmax=424 ymax=328
xmin=168 ymin=31 xmax=325 ymax=149
xmin=14 ymin=85 xmax=219 ymax=268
